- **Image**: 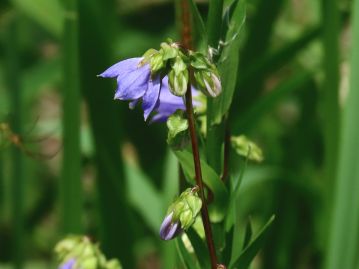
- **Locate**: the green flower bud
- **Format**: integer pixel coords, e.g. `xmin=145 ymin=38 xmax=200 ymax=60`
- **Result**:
xmin=231 ymin=135 xmax=264 ymax=162
xmin=194 ymin=69 xmax=222 ymax=97
xmin=168 ymin=68 xmax=189 ymax=96
xmin=168 ymin=188 xmax=202 ymax=230
xmin=167 ymin=110 xmax=189 ymax=149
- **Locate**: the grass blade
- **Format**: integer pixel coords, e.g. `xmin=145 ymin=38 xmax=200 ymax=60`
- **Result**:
xmin=60 ymin=0 xmax=83 ymax=234
xmin=78 ymin=0 xmax=136 ymax=266
xmin=11 ymin=0 xmax=64 ymax=38
xmin=325 ymin=0 xmax=359 ymax=268
xmin=4 ymin=14 xmax=25 ymax=269
xmin=229 ymin=215 xmax=275 ymax=269
xmin=188 ymin=0 xmax=207 ymax=49
xmin=124 ymin=160 xmax=163 ymax=233
xmin=321 ymin=0 xmax=341 ymax=194
xmin=207 ymin=0 xmax=223 ymax=48
xmin=233 ymin=71 xmax=313 ymax=133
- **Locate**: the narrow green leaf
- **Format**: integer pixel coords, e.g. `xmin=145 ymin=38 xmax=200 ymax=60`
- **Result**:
xmin=60 ymin=0 xmax=82 ymax=234
xmin=207 ymin=0 xmax=224 ymax=47
xmin=11 ymin=0 xmax=64 ymax=38
xmin=176 ymin=237 xmax=201 ymax=269
xmin=229 ymin=215 xmax=275 ymax=269
xmin=233 ymin=71 xmax=312 ymax=133
xmin=211 ymin=0 xmax=246 ymax=125
xmin=321 ymin=0 xmax=341 ymax=201
xmin=224 ymin=150 xmax=248 ymax=231
xmin=325 ymin=0 xmax=359 ymax=268
xmin=162 ymin=150 xmax=179 ymax=205
xmin=173 ymin=149 xmax=229 ymax=222
xmin=78 ymin=0 xmax=135 ymax=266
xmin=124 ymin=161 xmax=163 ymax=234
xmin=188 ymin=0 xmax=207 ymax=49
xmin=242 ymin=219 xmax=252 ymax=250
xmin=4 ymin=15 xmax=25 ymax=269
xmin=186 ymin=228 xmax=211 ymax=269
xmin=239 ymin=26 xmax=320 ymax=87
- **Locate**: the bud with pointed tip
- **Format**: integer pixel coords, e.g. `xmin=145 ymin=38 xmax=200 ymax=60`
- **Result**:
xmin=168 ymin=56 xmax=189 ymax=96
xmin=194 ymin=69 xmax=222 ymax=97
xmin=159 ymin=188 xmax=202 ymax=240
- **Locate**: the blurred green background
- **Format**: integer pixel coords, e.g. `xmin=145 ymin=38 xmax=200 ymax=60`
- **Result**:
xmin=0 ymin=0 xmax=358 ymax=269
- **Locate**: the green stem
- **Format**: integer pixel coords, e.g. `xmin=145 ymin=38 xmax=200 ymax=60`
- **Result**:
xmin=61 ymin=0 xmax=83 ymax=233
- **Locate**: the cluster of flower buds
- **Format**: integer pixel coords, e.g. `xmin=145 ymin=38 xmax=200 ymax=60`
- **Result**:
xmin=54 ymin=235 xmax=122 ymax=269
xmin=160 ymin=187 xmax=202 ymax=240
xmin=141 ymin=39 xmax=222 ymax=98
xmin=231 ymin=135 xmax=264 ymax=162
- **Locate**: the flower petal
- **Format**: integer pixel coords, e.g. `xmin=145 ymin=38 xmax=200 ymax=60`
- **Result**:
xmin=98 ymin=57 xmax=142 ymax=78
xmin=142 ymin=76 xmax=161 ymax=120
xmin=129 ymin=99 xmax=139 ymax=109
xmin=59 ymin=258 xmax=76 ymax=269
xmin=159 ymin=212 xmax=183 ymax=240
xmin=114 ymin=64 xmax=151 ymax=100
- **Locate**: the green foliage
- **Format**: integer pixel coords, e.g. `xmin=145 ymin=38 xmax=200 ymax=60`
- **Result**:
xmin=211 ymin=0 xmax=246 ymax=124
xmin=325 ymin=0 xmax=359 ymax=268
xmin=0 ymin=0 xmax=356 ymax=268
xmin=229 ymin=216 xmax=275 ymax=269
xmin=174 ymin=150 xmax=229 ymax=222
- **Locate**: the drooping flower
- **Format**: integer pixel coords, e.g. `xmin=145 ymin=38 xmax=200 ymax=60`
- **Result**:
xmin=99 ymin=57 xmax=160 ymax=120
xmin=99 ymin=58 xmax=200 ymax=122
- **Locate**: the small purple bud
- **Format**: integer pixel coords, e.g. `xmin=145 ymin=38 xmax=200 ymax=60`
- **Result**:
xmin=159 ymin=212 xmax=183 ymax=240
xmin=59 ymin=258 xmax=76 ymax=269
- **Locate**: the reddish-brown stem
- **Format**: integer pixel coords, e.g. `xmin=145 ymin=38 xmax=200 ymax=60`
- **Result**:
xmin=180 ymin=1 xmax=218 ymax=268
xmin=185 ymin=84 xmax=218 ymax=269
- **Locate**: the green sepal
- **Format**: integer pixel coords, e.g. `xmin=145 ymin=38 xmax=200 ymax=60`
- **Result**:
xmin=160 ymin=42 xmax=179 ymax=60
xmin=167 ymin=188 xmax=202 ymax=230
xmin=141 ymin=48 xmax=158 ymax=65
xmin=167 ymin=110 xmax=189 ymax=150
xmin=150 ymin=52 xmax=165 ymax=74
xmin=189 ymin=51 xmax=212 ymax=70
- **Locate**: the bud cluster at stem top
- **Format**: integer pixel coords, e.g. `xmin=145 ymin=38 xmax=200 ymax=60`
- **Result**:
xmin=141 ymin=39 xmax=222 ymax=98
